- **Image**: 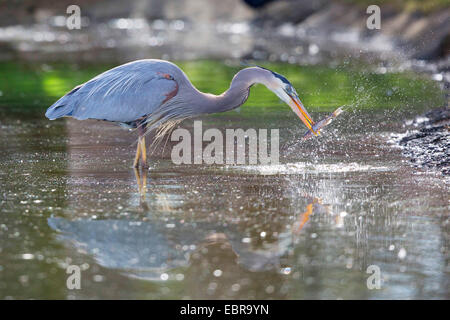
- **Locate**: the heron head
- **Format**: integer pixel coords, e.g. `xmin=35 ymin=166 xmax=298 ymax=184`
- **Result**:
xmin=258 ymin=67 xmax=315 ymax=134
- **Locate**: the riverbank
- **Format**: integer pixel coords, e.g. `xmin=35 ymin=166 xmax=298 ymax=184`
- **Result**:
xmin=393 ymin=106 xmax=449 ymax=175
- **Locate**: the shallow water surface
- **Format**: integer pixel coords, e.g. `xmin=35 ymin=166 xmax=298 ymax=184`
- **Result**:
xmin=0 ymin=62 xmax=448 ymax=299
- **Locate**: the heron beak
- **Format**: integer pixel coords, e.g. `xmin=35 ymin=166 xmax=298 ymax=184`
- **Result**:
xmin=286 ymin=91 xmax=316 ymax=135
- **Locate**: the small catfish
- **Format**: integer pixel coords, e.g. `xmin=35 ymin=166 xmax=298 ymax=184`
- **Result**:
xmin=302 ymin=107 xmax=344 ymax=140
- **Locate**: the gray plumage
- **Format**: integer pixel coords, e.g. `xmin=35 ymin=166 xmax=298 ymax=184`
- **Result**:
xmin=46 ymin=60 xmax=180 ymax=126
xmin=47 ymin=60 xmax=257 ymax=129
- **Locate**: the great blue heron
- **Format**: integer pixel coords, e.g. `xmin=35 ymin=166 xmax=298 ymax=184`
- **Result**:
xmin=45 ymin=59 xmax=315 ymax=168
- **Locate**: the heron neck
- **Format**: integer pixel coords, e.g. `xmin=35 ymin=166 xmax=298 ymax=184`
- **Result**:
xmin=205 ymin=86 xmax=250 ymax=114
xmin=193 ymin=68 xmax=262 ymax=114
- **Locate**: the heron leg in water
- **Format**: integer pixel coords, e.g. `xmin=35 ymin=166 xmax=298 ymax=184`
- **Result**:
xmin=133 ymin=167 xmax=148 ymax=197
xmin=140 ymin=135 xmax=147 ymax=168
xmin=133 ymin=167 xmax=149 ymax=211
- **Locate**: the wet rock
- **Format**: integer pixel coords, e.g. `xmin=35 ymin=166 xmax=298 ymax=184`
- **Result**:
xmin=398 ymin=106 xmax=449 ymax=175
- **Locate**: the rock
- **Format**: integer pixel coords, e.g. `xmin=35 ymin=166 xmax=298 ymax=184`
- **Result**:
xmin=397 ymin=106 xmax=449 ymax=175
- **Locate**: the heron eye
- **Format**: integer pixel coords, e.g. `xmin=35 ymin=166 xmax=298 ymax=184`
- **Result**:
xmin=161 ymin=73 xmax=174 ymax=80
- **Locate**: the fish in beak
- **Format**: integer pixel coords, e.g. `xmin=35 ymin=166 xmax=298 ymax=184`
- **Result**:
xmin=302 ymin=107 xmax=344 ymax=140
xmin=263 ymin=67 xmax=343 ymax=139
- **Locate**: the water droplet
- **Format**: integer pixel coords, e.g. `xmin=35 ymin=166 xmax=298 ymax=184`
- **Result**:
xmin=281 ymin=267 xmax=291 ymax=275
xmin=175 ymin=273 xmax=184 ymax=281
xmin=19 ymin=275 xmax=29 ymax=284
xmin=398 ymin=248 xmax=407 ymax=259
xmin=308 ymin=43 xmax=319 ymax=55
xmin=93 ymin=275 xmax=104 ymax=282
xmin=265 ymin=285 xmax=275 ymax=294
xmin=231 ymin=283 xmax=241 ymax=292
xmin=22 ymin=253 xmax=34 ymax=260
xmin=160 ymin=273 xmax=169 ymax=281
xmin=242 ymin=237 xmax=251 ymax=243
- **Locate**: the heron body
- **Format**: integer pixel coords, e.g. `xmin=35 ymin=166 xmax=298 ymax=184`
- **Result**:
xmin=46 ymin=59 xmax=315 ymax=167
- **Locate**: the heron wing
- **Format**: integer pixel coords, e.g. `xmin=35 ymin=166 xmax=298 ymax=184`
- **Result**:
xmin=45 ymin=61 xmax=178 ymax=123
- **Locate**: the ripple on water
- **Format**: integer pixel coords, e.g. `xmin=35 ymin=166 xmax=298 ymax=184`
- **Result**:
xmin=226 ymin=162 xmax=392 ymax=175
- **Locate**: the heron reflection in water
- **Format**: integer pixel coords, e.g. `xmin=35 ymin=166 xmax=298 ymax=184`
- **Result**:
xmin=48 ymin=192 xmax=344 ymax=281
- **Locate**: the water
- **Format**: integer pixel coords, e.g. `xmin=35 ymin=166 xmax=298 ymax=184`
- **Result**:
xmin=0 ymin=59 xmax=448 ymax=299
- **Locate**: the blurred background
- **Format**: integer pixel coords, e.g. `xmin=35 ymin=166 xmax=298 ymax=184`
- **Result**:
xmin=0 ymin=0 xmax=449 ymax=62
xmin=0 ymin=0 xmax=448 ymax=115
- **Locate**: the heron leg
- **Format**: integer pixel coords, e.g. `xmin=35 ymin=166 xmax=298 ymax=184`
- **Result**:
xmin=140 ymin=135 xmax=148 ymax=168
xmin=137 ymin=124 xmax=148 ymax=168
xmin=134 ymin=167 xmax=142 ymax=192
xmin=133 ymin=138 xmax=142 ymax=168
xmin=134 ymin=167 xmax=148 ymax=204
xmin=141 ymin=167 xmax=147 ymax=194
